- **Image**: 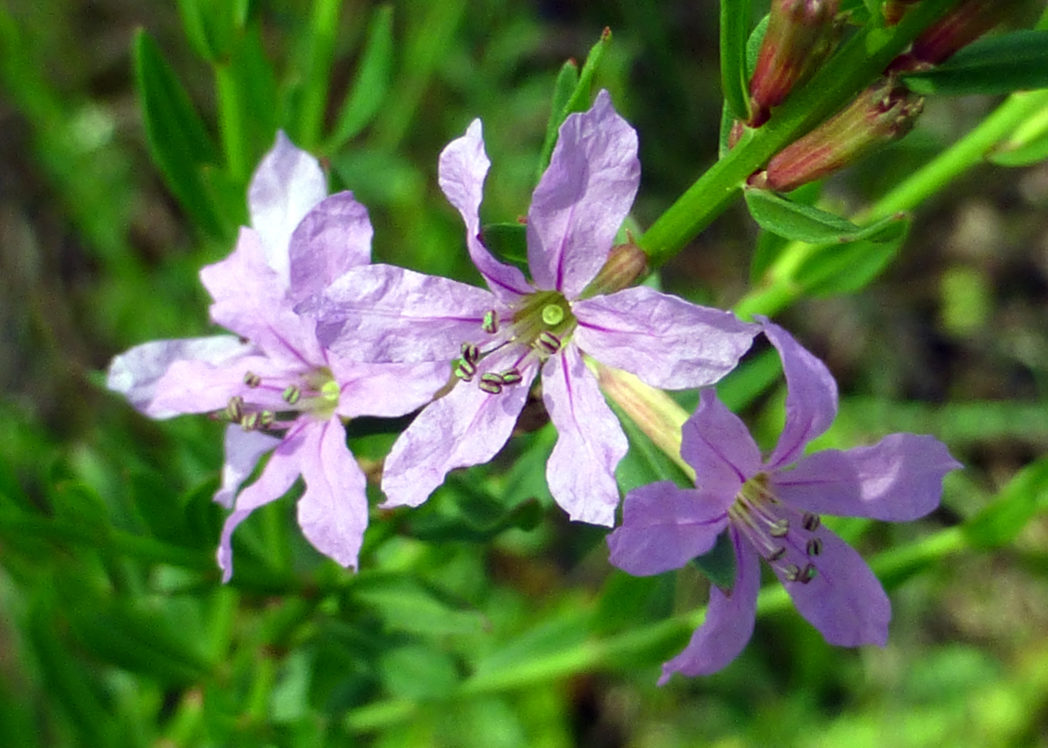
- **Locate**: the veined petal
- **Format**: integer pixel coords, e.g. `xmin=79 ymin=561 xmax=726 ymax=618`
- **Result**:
xmin=248 ymin=131 xmax=327 ymax=285
xmin=775 ymin=523 xmax=890 ymax=647
xmin=313 ymin=264 xmax=497 ymax=363
xmin=381 ymin=352 xmax=535 ymax=508
xmin=106 ymin=335 xmax=254 ymax=417
xmin=573 ymin=286 xmax=757 ymax=390
xmin=217 ymin=423 xmax=307 ymax=582
xmin=201 ymin=227 xmax=323 ymax=366
xmin=761 ymin=318 xmax=839 ymax=469
xmin=215 ymin=425 xmax=280 ymax=509
xmin=607 ymin=482 xmax=729 ymax=576
xmin=146 ymin=353 xmax=292 ymax=417
xmin=296 ymin=417 xmax=368 ymax=570
xmin=541 ymin=345 xmax=628 ymax=526
xmin=680 ymin=389 xmax=761 ymax=495
xmin=773 ymin=433 xmax=961 ymax=521
xmin=438 ymin=119 xmax=532 ymax=300
xmin=288 ymin=191 xmax=373 ymax=307
xmin=527 ymin=90 xmax=640 ymax=298
xmin=659 ymin=531 xmax=761 ymax=682
xmin=330 ymin=358 xmax=451 ymax=418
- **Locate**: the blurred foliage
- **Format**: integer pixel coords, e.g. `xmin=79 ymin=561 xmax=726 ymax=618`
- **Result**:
xmin=1 ymin=0 xmax=1047 ymax=745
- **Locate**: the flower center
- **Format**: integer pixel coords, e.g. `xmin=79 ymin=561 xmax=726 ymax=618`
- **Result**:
xmin=214 ymin=366 xmax=341 ymax=432
xmin=453 ymin=290 xmax=577 ymax=394
xmin=728 ymin=472 xmax=823 ymax=585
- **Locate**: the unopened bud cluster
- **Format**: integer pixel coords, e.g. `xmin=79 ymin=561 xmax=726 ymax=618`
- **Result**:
xmin=741 ymin=0 xmax=1018 ymax=191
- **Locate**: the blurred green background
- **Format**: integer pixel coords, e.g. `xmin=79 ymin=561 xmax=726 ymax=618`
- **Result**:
xmin=2 ymin=0 xmax=1047 ymax=745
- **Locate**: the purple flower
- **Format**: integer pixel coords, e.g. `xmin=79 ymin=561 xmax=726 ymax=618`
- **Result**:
xmin=607 ymin=319 xmax=961 ymax=682
xmin=107 ymin=133 xmax=448 ymax=580
xmin=313 ymin=91 xmax=757 ymax=525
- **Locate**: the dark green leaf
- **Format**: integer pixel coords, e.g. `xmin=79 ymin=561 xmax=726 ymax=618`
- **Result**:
xmin=378 ymin=644 xmax=460 ymax=700
xmin=749 ymin=182 xmax=822 ymax=281
xmin=353 ymin=575 xmax=486 ymax=637
xmin=718 ymin=13 xmax=768 ymax=157
xmin=794 ymin=216 xmax=910 ymax=296
xmin=691 ymin=530 xmax=737 ymax=589
xmin=745 ymin=187 xmax=905 ymax=244
xmin=480 ymin=222 xmax=529 ymax=268
xmin=133 ymin=30 xmax=228 ymax=238
xmin=901 ymin=31 xmax=1048 ymax=96
xmin=964 ymin=457 xmax=1048 ymax=550
xmin=326 ymin=4 xmax=394 ymax=150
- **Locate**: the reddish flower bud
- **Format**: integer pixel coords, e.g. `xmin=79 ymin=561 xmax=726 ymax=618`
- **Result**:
xmin=910 ymin=0 xmax=1023 ymax=65
xmin=748 ymin=0 xmax=842 ymax=127
xmin=882 ymin=0 xmax=921 ymax=27
xmin=581 ymin=240 xmax=649 ymax=298
xmin=751 ymin=78 xmax=924 ymax=192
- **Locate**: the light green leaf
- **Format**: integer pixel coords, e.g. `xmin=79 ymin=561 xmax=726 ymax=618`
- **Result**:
xmin=794 ymin=216 xmax=910 ymax=296
xmin=326 ymin=4 xmax=394 ymax=150
xmin=721 ymin=0 xmax=753 ymax=122
xmin=745 ymin=187 xmax=905 ymax=244
xmin=352 ymin=576 xmax=487 ymax=637
xmin=964 ymin=457 xmax=1048 ymax=550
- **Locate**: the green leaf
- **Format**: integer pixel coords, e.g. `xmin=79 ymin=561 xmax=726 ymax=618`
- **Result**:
xmin=793 ymin=216 xmax=910 ymax=296
xmin=718 ymin=13 xmax=768 ymax=157
xmin=721 ymin=0 xmax=753 ymax=122
xmin=133 ymin=30 xmax=228 ymax=238
xmin=691 ymin=530 xmax=737 ymax=589
xmin=988 ymin=96 xmax=1048 ymax=167
xmin=326 ymin=4 xmax=394 ymax=150
xmin=378 ymin=644 xmax=460 ymax=700
xmin=744 ymin=187 xmax=905 ymax=244
xmin=480 ymin=222 xmax=528 ymax=269
xmin=536 ymin=28 xmax=611 ymax=176
xmin=749 ymin=181 xmax=822 ymax=282
xmin=964 ymin=457 xmax=1048 ymax=550
xmin=352 ymin=575 xmax=487 ymax=637
xmin=901 ymin=31 xmax=1048 ymax=96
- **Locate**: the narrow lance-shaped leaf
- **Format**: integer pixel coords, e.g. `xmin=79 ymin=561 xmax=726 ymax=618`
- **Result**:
xmin=744 ymin=187 xmax=906 ymax=244
xmin=988 ymin=93 xmax=1048 ymax=167
xmin=133 ymin=30 xmax=229 ymax=238
xmin=964 ymin=456 xmax=1048 ymax=550
xmin=536 ymin=28 xmax=611 ymax=175
xmin=721 ymin=0 xmax=753 ymax=122
xmin=535 ymin=59 xmax=580 ymax=179
xmin=901 ymin=31 xmax=1048 ymax=96
xmin=794 ymin=216 xmax=910 ymax=296
xmin=326 ymin=4 xmax=395 ymax=151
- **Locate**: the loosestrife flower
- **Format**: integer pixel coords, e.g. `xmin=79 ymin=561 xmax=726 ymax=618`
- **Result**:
xmin=607 ymin=319 xmax=961 ymax=681
xmin=314 ymin=92 xmax=757 ymax=525
xmin=107 ymin=134 xmax=448 ymax=580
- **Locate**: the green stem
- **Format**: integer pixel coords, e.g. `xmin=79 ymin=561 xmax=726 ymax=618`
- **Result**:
xmin=733 ymin=87 xmax=1048 ymax=319
xmin=638 ymin=0 xmax=961 ymax=268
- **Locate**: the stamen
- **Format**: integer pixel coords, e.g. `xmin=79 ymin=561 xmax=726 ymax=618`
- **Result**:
xmin=783 ymin=564 xmax=801 ymax=582
xmin=806 ymin=538 xmax=823 ymax=557
xmin=500 ymin=368 xmax=523 ymax=385
xmin=226 ymin=396 xmax=244 ymax=422
xmin=480 ymin=372 xmax=505 ymax=386
xmin=478 ymin=379 xmax=503 ymax=395
xmin=768 ymin=518 xmax=790 ymax=537
xmin=461 ymin=342 xmax=479 ymax=364
xmin=243 ymin=371 xmax=261 ymax=388
xmin=534 ymin=331 xmax=561 ymax=355
xmin=767 ymin=546 xmax=787 ymax=562
xmin=802 ymin=512 xmax=821 ymax=531
xmin=241 ymin=412 xmax=260 ymax=431
xmin=541 ymin=303 xmax=565 ymax=326
xmin=454 ymin=360 xmax=477 ymax=381
xmin=800 ymin=564 xmax=818 ymax=583
xmin=283 ymin=385 xmax=301 ymax=405
xmin=482 ymin=310 xmax=499 ymax=334
xmin=258 ymin=410 xmax=275 ymax=428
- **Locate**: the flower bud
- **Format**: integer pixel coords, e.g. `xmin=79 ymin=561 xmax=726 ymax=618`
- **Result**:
xmin=580 ymin=240 xmax=649 ymax=298
xmin=750 ymin=77 xmax=923 ymax=192
xmin=748 ymin=0 xmax=842 ymax=127
xmin=909 ymin=0 xmax=1023 ymax=66
xmin=882 ymin=0 xmax=921 ymax=27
